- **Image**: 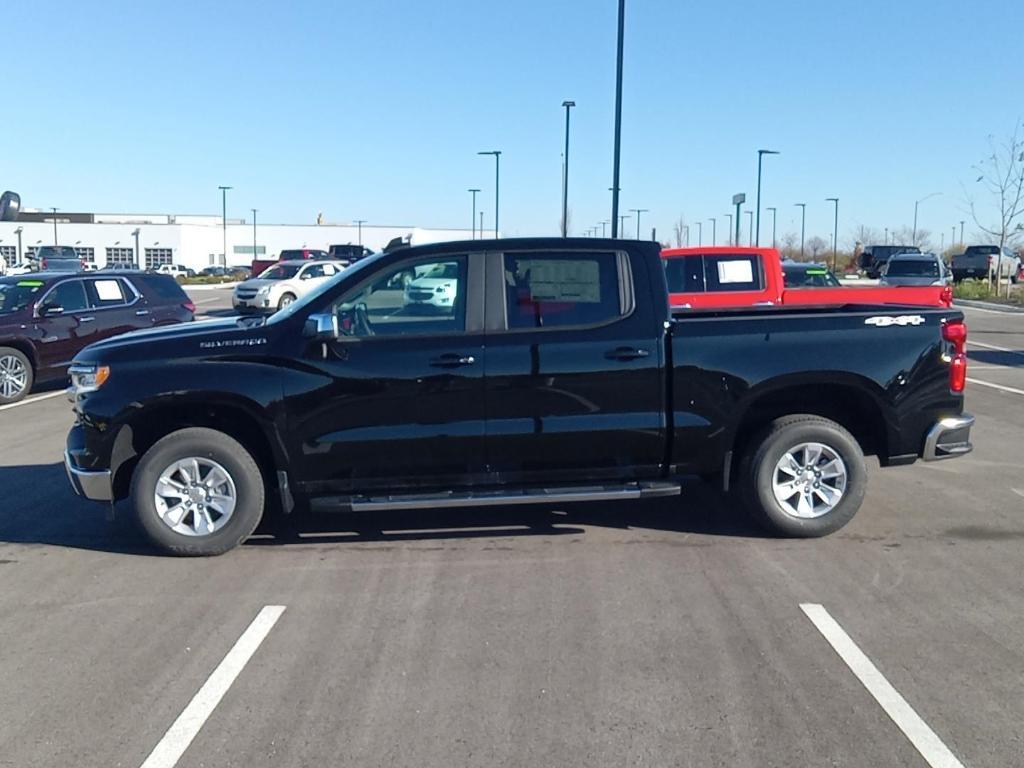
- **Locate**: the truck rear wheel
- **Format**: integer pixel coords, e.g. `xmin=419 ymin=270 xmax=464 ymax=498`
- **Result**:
xmin=129 ymin=427 xmax=265 ymax=556
xmin=738 ymin=415 xmax=866 ymax=537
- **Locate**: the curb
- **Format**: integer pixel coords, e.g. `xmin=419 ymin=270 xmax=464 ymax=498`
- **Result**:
xmin=954 ymin=298 xmax=1024 ymax=314
xmin=183 ymin=282 xmax=239 ymax=291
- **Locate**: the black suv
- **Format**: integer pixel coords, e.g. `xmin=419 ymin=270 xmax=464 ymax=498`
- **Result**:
xmin=0 ymin=271 xmax=194 ymax=403
xmin=859 ymin=245 xmax=921 ymax=279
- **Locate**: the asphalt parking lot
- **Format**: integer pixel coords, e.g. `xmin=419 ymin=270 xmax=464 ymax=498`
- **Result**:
xmin=1 ymin=287 xmax=1022 ymax=767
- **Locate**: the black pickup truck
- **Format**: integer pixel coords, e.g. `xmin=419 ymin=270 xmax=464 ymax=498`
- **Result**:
xmin=64 ymin=238 xmax=974 ymax=555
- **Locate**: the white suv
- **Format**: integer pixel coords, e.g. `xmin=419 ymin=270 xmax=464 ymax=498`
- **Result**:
xmin=233 ymin=260 xmax=346 ymax=313
xmin=157 ymin=264 xmax=195 ymax=278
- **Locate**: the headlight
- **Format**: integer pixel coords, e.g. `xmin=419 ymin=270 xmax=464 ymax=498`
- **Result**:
xmin=68 ymin=364 xmax=110 ymax=394
xmin=257 ymin=285 xmax=272 ymax=295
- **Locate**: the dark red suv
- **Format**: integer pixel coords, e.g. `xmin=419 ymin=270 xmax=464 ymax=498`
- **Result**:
xmin=0 ymin=271 xmax=194 ymax=403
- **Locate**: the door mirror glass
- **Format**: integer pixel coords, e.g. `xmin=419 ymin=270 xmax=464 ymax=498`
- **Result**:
xmin=0 ymin=191 xmax=21 ymax=222
xmin=303 ymin=312 xmax=339 ymax=339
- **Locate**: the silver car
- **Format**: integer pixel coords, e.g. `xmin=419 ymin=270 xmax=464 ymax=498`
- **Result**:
xmin=233 ymin=260 xmax=346 ymax=313
xmin=879 ymin=252 xmax=951 ymax=287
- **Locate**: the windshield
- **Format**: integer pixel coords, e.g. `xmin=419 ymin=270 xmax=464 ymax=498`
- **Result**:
xmin=783 ymin=266 xmax=841 ymax=287
xmin=0 ymin=280 xmax=45 ymax=314
xmin=258 ymin=264 xmax=302 ymax=280
xmin=420 ymin=263 xmax=459 ymax=279
xmin=268 ymin=252 xmax=385 ymax=324
xmin=886 ymin=259 xmax=940 ymax=277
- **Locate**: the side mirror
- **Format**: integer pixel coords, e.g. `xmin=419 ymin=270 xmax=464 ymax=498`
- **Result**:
xmin=302 ymin=312 xmax=338 ymax=339
xmin=0 ymin=191 xmax=21 ymax=222
xmin=299 ymin=272 xmax=312 ymax=280
xmin=40 ymin=303 xmax=65 ymax=318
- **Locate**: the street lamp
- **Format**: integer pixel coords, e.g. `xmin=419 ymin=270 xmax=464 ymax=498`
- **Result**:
xmin=826 ymin=197 xmax=839 ymax=272
xmin=600 ymin=220 xmax=610 ymax=237
xmin=724 ymin=214 xmax=733 ymax=245
xmin=610 ymin=0 xmax=625 ymax=237
xmin=49 ymin=207 xmax=60 ymax=245
xmin=630 ymin=208 xmax=648 ymax=239
xmin=561 ymin=100 xmax=575 ymax=237
xmin=354 ymin=219 xmax=366 ymax=247
xmin=708 ymin=217 xmax=716 ymax=246
xmin=468 ymin=189 xmax=480 ymax=238
xmin=794 ymin=203 xmax=806 ymax=258
xmin=745 ymin=210 xmax=753 ymax=246
xmin=218 ymin=186 xmax=232 ymax=266
xmin=765 ymin=207 xmax=777 ymax=248
xmin=477 ymin=151 xmax=501 ymax=238
xmin=755 ymin=149 xmax=779 ymax=246
xmin=959 ymin=220 xmax=965 ymax=245
xmin=695 ymin=220 xmax=702 ymax=246
xmin=732 ymin=193 xmax=745 ymax=247
xmin=14 ymin=226 xmax=22 ymax=265
xmin=912 ymin=191 xmax=941 ymax=246
xmin=132 ymin=228 xmax=141 ymax=270
xmin=251 ymin=209 xmax=258 ymax=261
xmin=618 ymin=214 xmax=631 ymax=237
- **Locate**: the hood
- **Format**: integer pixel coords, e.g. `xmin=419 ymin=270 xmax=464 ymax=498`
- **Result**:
xmin=74 ymin=316 xmax=271 ymax=363
xmin=236 ymin=278 xmax=285 ymax=291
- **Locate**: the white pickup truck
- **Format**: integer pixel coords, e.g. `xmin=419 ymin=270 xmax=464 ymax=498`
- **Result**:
xmin=952 ymin=245 xmax=1020 ymax=283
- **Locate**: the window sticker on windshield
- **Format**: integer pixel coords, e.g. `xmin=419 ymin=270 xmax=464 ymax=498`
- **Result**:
xmin=94 ymin=280 xmax=123 ymax=301
xmin=718 ymin=260 xmax=754 ymax=284
xmin=516 ymin=259 xmax=601 ymax=303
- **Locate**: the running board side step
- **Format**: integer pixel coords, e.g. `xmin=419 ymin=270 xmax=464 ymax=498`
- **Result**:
xmin=310 ymin=481 xmax=681 ymax=513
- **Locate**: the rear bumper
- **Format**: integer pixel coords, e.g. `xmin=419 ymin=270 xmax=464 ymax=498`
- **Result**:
xmin=923 ymin=414 xmax=975 ymax=461
xmin=64 ymin=449 xmax=113 ymax=502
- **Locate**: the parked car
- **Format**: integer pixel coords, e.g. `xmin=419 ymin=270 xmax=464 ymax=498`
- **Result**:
xmin=662 ymin=247 xmax=952 ymax=309
xmin=232 ymin=259 xmax=346 ymax=313
xmin=250 ymin=248 xmax=331 ymax=280
xmin=157 ymin=264 xmax=196 ymax=279
xmin=858 ymin=244 xmax=922 ymax=279
xmin=402 ymin=261 xmax=460 ymax=310
xmin=64 ymin=237 xmax=972 ymax=555
xmin=880 ymin=252 xmax=951 ymax=286
xmin=201 ymin=266 xmax=230 ymax=277
xmin=781 ymin=261 xmax=841 ymax=287
xmin=951 ymin=245 xmax=1020 ymax=283
xmin=0 ymin=271 xmax=194 ymax=404
xmin=328 ymin=244 xmax=373 ymax=263
xmin=26 ymin=245 xmax=86 ymax=273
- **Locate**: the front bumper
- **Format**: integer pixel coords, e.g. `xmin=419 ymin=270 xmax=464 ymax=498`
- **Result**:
xmin=64 ymin=449 xmax=113 ymax=502
xmin=923 ymin=414 xmax=975 ymax=461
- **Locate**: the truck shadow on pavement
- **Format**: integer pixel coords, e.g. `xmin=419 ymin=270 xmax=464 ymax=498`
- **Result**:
xmin=0 ymin=463 xmax=763 ymax=555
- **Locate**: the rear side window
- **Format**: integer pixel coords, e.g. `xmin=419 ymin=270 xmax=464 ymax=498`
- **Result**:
xmin=85 ymin=278 xmax=129 ymax=307
xmin=503 ymin=251 xmax=627 ymax=329
xmin=136 ymin=275 xmax=188 ymax=301
xmin=703 ymin=254 xmax=764 ymax=292
xmin=664 ymin=258 xmax=704 ymax=293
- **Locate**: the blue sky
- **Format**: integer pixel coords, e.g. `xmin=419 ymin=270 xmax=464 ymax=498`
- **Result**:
xmin=5 ymin=0 xmax=1021 ymax=247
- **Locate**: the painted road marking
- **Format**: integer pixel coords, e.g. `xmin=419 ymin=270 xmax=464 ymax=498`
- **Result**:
xmin=0 ymin=390 xmax=66 ymax=412
xmin=800 ymin=604 xmax=965 ymax=768
xmin=139 ymin=605 xmax=286 ymax=768
xmin=968 ymin=340 xmax=1024 ymax=356
xmin=967 ymin=377 xmax=1024 ymax=396
xmin=959 ymin=304 xmax=1024 ymax=316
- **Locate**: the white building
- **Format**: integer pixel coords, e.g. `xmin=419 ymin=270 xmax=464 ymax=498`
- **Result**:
xmin=0 ymin=211 xmax=478 ymax=272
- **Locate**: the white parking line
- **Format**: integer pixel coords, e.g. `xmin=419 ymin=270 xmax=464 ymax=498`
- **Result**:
xmin=139 ymin=605 xmax=286 ymax=768
xmin=967 ymin=377 xmax=1024 ymax=396
xmin=968 ymin=340 xmax=1024 ymax=356
xmin=959 ymin=304 xmax=1024 ymax=316
xmin=0 ymin=390 xmax=66 ymax=412
xmin=800 ymin=604 xmax=965 ymax=768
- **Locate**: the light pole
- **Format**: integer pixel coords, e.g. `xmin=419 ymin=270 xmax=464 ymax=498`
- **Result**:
xmin=826 ymin=197 xmax=839 ymax=272
xmin=354 ymin=219 xmax=366 ymax=247
xmin=884 ymin=227 xmax=888 ymax=245
xmin=951 ymin=225 xmax=956 ymax=250
xmin=732 ymin=193 xmax=745 ymax=247
xmin=709 ymin=217 xmax=716 ymax=246
xmin=132 ymin=228 xmax=141 ymax=270
xmin=49 ymin=207 xmax=60 ymax=245
xmin=610 ymin=0 xmax=625 ymax=237
xmin=794 ymin=203 xmax=806 ymax=258
xmin=618 ymin=214 xmax=631 ymax=237
xmin=218 ymin=186 xmax=232 ymax=266
xmin=912 ymin=191 xmax=941 ymax=246
xmin=480 ymin=210 xmax=484 ymax=236
xmin=477 ymin=151 xmax=501 ymax=238
xmin=683 ymin=224 xmax=690 ymax=246
xmin=468 ymin=189 xmax=480 ymax=238
xmin=755 ymin=149 xmax=779 ymax=246
xmin=251 ymin=209 xmax=258 ymax=261
xmin=724 ymin=214 xmax=733 ymax=245
xmin=695 ymin=220 xmax=702 ymax=246
xmin=14 ymin=226 xmax=22 ymax=265
xmin=745 ymin=210 xmax=754 ymax=246
xmin=765 ymin=207 xmax=777 ymax=248
xmin=561 ymin=100 xmax=575 ymax=237
xmin=600 ymin=220 xmax=609 ymax=237
xmin=959 ymin=220 xmax=965 ymax=245
xmin=630 ymin=208 xmax=648 ymax=239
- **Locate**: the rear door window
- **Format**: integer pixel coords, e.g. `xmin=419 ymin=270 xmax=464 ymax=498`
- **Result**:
xmin=703 ymin=254 xmax=763 ymax=292
xmin=85 ymin=278 xmax=129 ymax=307
xmin=503 ymin=251 xmax=627 ymax=329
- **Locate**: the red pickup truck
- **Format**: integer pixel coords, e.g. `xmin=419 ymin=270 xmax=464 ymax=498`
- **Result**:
xmin=662 ymin=247 xmax=952 ymax=309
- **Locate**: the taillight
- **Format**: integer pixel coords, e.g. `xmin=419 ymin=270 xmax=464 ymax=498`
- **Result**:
xmin=939 ymin=284 xmax=953 ymax=306
xmin=182 ymin=300 xmax=196 ymax=313
xmin=942 ymin=320 xmax=967 ymax=393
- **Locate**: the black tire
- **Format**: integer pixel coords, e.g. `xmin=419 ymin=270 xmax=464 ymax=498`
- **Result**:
xmin=278 ymin=292 xmax=297 ymax=309
xmin=0 ymin=346 xmax=34 ymax=405
xmin=129 ymin=427 xmax=265 ymax=556
xmin=737 ymin=415 xmax=866 ymax=538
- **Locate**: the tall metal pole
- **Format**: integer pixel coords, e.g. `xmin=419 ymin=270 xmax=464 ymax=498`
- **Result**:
xmin=600 ymin=220 xmax=609 ymax=237
xmin=795 ymin=203 xmax=806 ymax=258
xmin=610 ymin=0 xmax=625 ymax=238
xmin=630 ymin=208 xmax=648 ymax=239
xmin=734 ymin=201 xmax=742 ymax=246
xmin=695 ymin=220 xmax=702 ymax=246
xmin=561 ymin=101 xmax=575 ymax=237
xmin=354 ymin=219 xmax=366 ymax=246
xmin=826 ymin=197 xmax=839 ymax=272
xmin=709 ymin=218 xmax=716 ymax=246
xmin=766 ymin=207 xmax=777 ymax=248
xmin=912 ymin=201 xmax=919 ymax=245
xmin=618 ymin=214 xmax=630 ymax=236
xmin=468 ymin=189 xmax=480 ymax=238
xmin=755 ymin=149 xmax=779 ymax=246
xmin=477 ymin=151 xmax=501 ymax=237
xmin=884 ymin=227 xmax=888 ymax=244
xmin=959 ymin=220 xmax=964 ymax=245
xmin=745 ymin=211 xmax=753 ymax=246
xmin=50 ymin=207 xmax=59 ymax=245
xmin=480 ymin=210 xmax=484 ymax=235
xmin=724 ymin=214 xmax=733 ymax=245
xmin=218 ymin=186 xmax=232 ymax=266
xmin=251 ymin=209 xmax=257 ymax=260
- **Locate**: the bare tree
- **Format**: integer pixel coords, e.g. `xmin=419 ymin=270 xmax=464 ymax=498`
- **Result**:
xmin=779 ymin=231 xmax=799 ymax=260
xmin=806 ymin=236 xmax=828 ymax=259
xmin=968 ymin=123 xmax=1024 ymax=294
xmin=890 ymin=225 xmax=931 ymax=250
xmin=672 ymin=215 xmax=687 ymax=248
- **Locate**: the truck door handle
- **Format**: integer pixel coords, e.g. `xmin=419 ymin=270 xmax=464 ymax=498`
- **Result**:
xmin=429 ymin=354 xmax=476 ymax=368
xmin=135 ymin=309 xmax=150 ymax=316
xmin=605 ymin=346 xmax=649 ymax=361
xmin=79 ymin=316 xmax=95 ymax=323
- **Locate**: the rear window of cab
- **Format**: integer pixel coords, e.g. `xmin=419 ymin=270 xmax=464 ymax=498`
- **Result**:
xmin=664 ymin=253 xmax=765 ymax=293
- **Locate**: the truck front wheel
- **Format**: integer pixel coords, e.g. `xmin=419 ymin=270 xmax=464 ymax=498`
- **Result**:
xmin=739 ymin=415 xmax=866 ymax=537
xmin=129 ymin=427 xmax=265 ymax=556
